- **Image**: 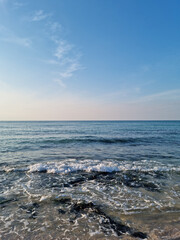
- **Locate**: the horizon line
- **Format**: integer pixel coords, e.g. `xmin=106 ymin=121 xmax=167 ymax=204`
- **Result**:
xmin=0 ymin=120 xmax=179 ymax=122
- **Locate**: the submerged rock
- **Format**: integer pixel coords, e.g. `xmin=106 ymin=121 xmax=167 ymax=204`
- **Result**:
xmin=0 ymin=197 xmax=17 ymax=205
xmin=67 ymin=170 xmax=160 ymax=192
xmin=54 ymin=196 xmax=71 ymax=204
xmin=29 ymin=211 xmax=38 ymax=219
xmin=20 ymin=202 xmax=40 ymax=219
xmin=70 ymin=201 xmax=94 ymax=212
xmin=58 ymin=208 xmax=66 ymax=214
xmin=121 ymin=171 xmax=160 ymax=192
xmin=132 ymin=231 xmax=147 ymax=238
xmin=70 ymin=200 xmax=147 ymax=239
xmin=69 ymin=177 xmax=86 ymax=186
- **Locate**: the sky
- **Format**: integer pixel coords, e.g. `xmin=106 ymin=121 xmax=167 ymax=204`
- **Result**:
xmin=0 ymin=0 xmax=180 ymax=120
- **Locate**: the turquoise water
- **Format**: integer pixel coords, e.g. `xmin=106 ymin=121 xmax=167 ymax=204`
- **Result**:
xmin=0 ymin=121 xmax=180 ymax=239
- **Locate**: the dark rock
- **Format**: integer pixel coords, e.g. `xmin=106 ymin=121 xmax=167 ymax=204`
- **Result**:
xmin=68 ymin=172 xmax=114 ymax=186
xmin=20 ymin=202 xmax=39 ymax=211
xmin=0 ymin=197 xmax=17 ymax=205
xmin=132 ymin=231 xmax=147 ymax=239
xmin=20 ymin=202 xmax=40 ymax=219
xmin=32 ymin=202 xmax=40 ymax=208
xmin=119 ymin=171 xmax=161 ymax=192
xmin=39 ymin=169 xmax=47 ymax=173
xmin=93 ymin=206 xmax=131 ymax=235
xmin=29 ymin=211 xmax=37 ymax=219
xmin=69 ymin=177 xmax=86 ymax=186
xmin=71 ymin=201 xmax=94 ymax=212
xmin=87 ymin=172 xmax=114 ymax=181
xmin=54 ymin=197 xmax=71 ymax=204
xmin=69 ymin=200 xmax=147 ymax=239
xmin=63 ymin=183 xmax=70 ymax=188
xmin=154 ymin=171 xmax=166 ymax=179
xmin=58 ymin=208 xmax=66 ymax=214
xmin=95 ymin=207 xmax=147 ymax=238
xmin=142 ymin=182 xmax=160 ymax=192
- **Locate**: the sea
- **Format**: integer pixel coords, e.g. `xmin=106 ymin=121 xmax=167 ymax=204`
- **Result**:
xmin=0 ymin=121 xmax=180 ymax=240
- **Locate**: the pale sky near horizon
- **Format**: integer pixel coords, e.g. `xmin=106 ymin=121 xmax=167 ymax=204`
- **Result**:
xmin=0 ymin=0 xmax=180 ymax=120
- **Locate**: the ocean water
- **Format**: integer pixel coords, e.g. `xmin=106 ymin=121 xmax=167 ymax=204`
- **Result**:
xmin=0 ymin=121 xmax=180 ymax=240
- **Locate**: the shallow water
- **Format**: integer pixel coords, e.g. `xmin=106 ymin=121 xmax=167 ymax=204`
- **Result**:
xmin=0 ymin=121 xmax=180 ymax=239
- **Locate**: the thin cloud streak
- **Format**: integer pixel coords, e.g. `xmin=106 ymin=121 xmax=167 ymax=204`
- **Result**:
xmin=27 ymin=8 xmax=83 ymax=86
xmin=50 ymin=37 xmax=83 ymax=85
xmin=45 ymin=59 xmax=61 ymax=65
xmin=59 ymin=62 xmax=82 ymax=78
xmin=0 ymin=5 xmax=82 ymax=88
xmin=30 ymin=10 xmax=51 ymax=22
xmin=53 ymin=78 xmax=66 ymax=88
xmin=30 ymin=10 xmax=84 ymax=86
xmin=50 ymin=22 xmax=62 ymax=32
xmin=54 ymin=40 xmax=73 ymax=60
xmin=13 ymin=1 xmax=25 ymax=9
xmin=1 ymin=36 xmax=31 ymax=47
xmin=0 ymin=25 xmax=31 ymax=47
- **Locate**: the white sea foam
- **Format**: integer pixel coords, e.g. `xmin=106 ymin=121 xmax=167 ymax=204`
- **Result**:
xmin=28 ymin=162 xmax=120 ymax=174
xmin=2 ymin=159 xmax=179 ymax=174
xmin=39 ymin=195 xmax=51 ymax=202
xmin=26 ymin=159 xmax=180 ymax=174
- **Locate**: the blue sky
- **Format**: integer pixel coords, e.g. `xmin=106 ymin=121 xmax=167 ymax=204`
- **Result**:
xmin=0 ymin=0 xmax=180 ymax=120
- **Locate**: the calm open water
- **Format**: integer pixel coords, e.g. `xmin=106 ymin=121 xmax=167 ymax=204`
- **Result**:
xmin=0 ymin=121 xmax=180 ymax=239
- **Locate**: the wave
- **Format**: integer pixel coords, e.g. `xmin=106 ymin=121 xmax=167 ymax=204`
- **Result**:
xmin=24 ymin=136 xmax=157 ymax=145
xmin=0 ymin=136 xmax=170 ymax=153
xmin=3 ymin=159 xmax=180 ymax=174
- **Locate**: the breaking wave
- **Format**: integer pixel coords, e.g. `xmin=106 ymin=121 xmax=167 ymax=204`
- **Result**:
xmin=3 ymin=159 xmax=180 ymax=174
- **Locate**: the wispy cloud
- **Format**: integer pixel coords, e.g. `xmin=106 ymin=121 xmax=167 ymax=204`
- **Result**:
xmin=52 ymin=60 xmax=82 ymax=88
xmin=59 ymin=61 xmax=82 ymax=78
xmin=26 ymin=9 xmax=83 ymax=87
xmin=1 ymin=36 xmax=31 ymax=47
xmin=13 ymin=1 xmax=25 ymax=9
xmin=45 ymin=59 xmax=61 ymax=65
xmin=30 ymin=10 xmax=51 ymax=22
xmin=0 ymin=25 xmax=31 ymax=47
xmin=46 ymin=37 xmax=83 ymax=86
xmin=50 ymin=22 xmax=62 ymax=32
xmin=54 ymin=40 xmax=73 ymax=60
xmin=53 ymin=78 xmax=66 ymax=88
